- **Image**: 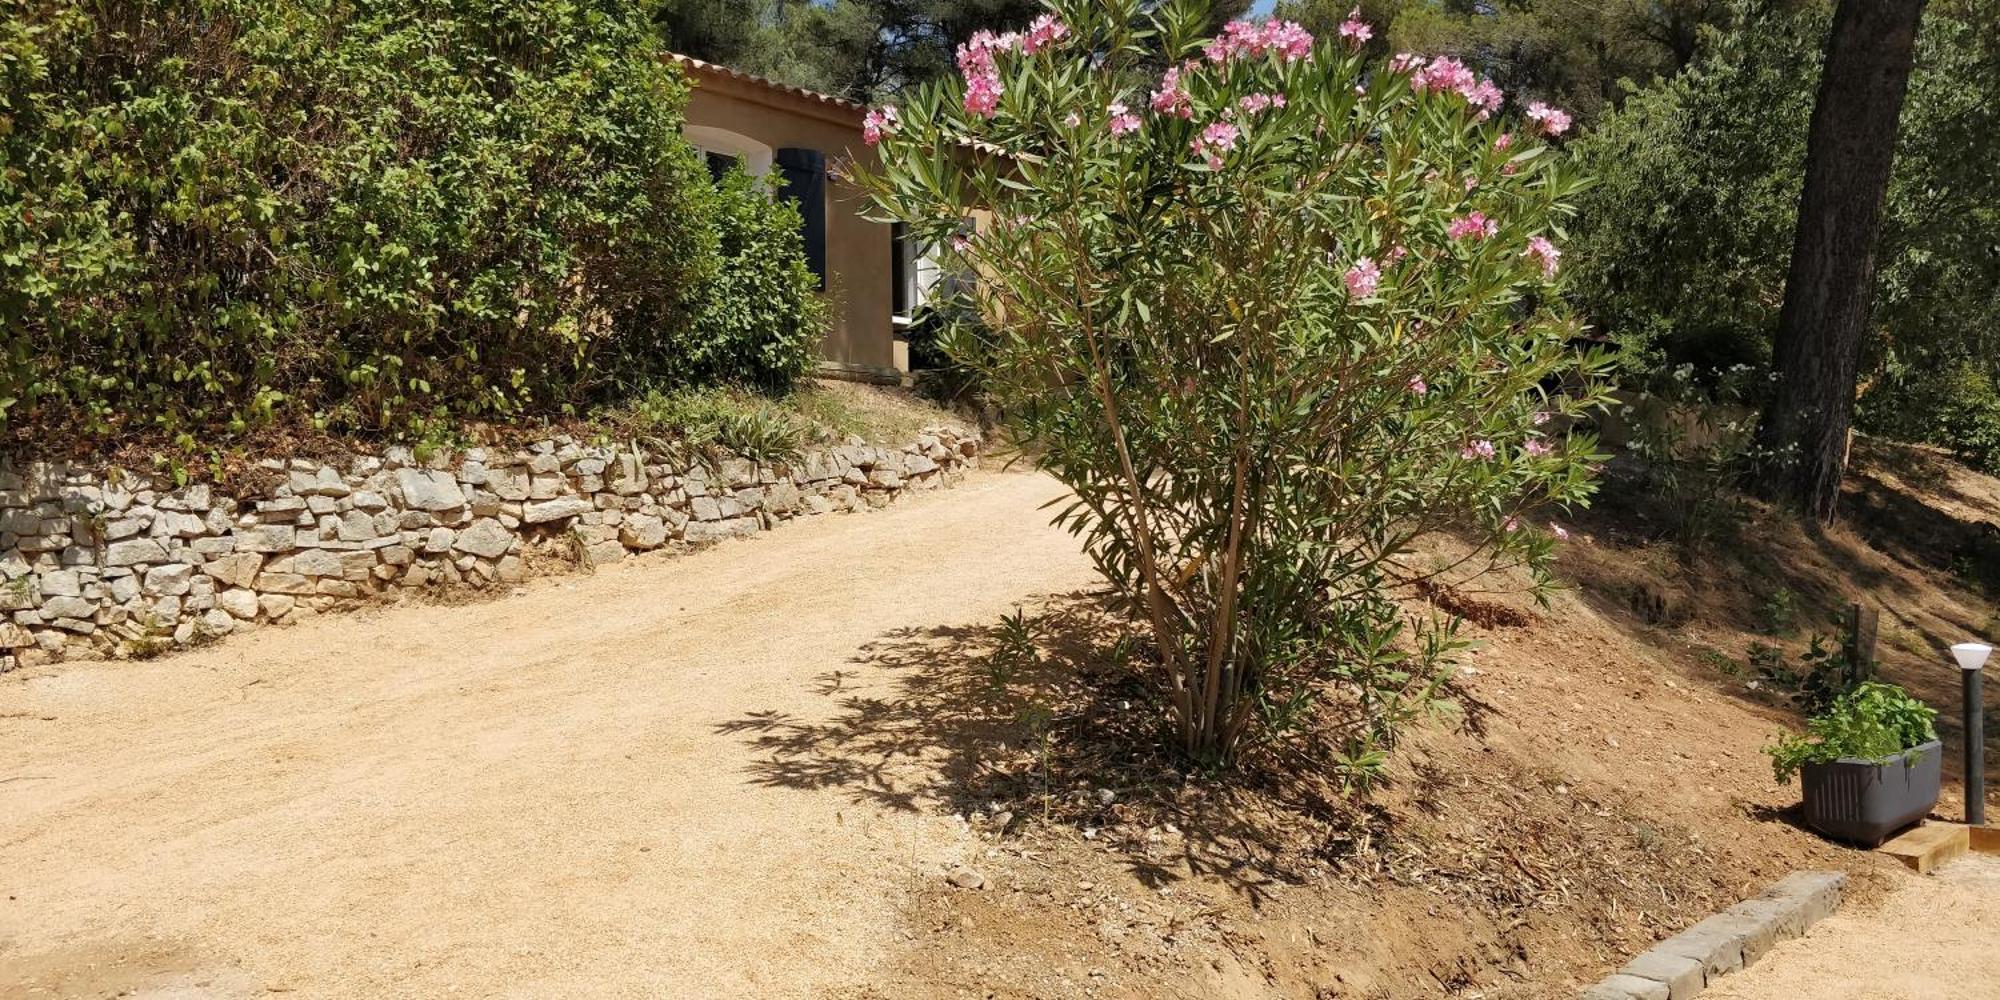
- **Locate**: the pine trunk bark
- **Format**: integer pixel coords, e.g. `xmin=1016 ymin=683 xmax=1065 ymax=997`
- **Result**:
xmin=1756 ymin=0 xmax=1927 ymax=524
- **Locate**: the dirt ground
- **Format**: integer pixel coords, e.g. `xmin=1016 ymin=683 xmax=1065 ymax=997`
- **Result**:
xmin=1705 ymin=854 xmax=2000 ymax=1000
xmin=3 ymin=441 xmax=1996 ymax=999
xmin=1 ymin=470 xmax=1100 ymax=998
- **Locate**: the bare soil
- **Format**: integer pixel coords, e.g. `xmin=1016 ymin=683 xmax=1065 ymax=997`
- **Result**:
xmin=4 ymin=439 xmax=1997 ymax=999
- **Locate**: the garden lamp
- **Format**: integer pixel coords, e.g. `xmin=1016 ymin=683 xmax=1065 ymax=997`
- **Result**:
xmin=1954 ymin=643 xmax=1992 ymax=826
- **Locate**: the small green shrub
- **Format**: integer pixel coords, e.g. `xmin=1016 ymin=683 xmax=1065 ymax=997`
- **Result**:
xmin=1757 ymin=587 xmax=1798 ymax=637
xmin=677 ymin=170 xmax=828 ymax=392
xmin=1622 ymin=365 xmax=1768 ymax=557
xmin=1765 ymin=681 xmax=1937 ymax=784
xmin=620 ymin=386 xmax=810 ymax=461
xmin=1750 ymin=609 xmax=1875 ymax=716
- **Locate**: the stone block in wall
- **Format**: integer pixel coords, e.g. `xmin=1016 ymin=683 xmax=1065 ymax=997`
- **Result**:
xmin=396 ymin=469 xmax=466 ymax=512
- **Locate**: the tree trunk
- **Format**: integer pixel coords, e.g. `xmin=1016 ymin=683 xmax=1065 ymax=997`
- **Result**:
xmin=1755 ymin=0 xmax=1926 ymax=524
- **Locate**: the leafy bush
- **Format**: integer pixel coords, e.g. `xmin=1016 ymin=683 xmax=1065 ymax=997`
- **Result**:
xmin=1620 ymin=366 xmax=1768 ymax=556
xmin=849 ymin=0 xmax=1613 ymax=764
xmin=0 ymin=0 xmax=772 ymax=441
xmin=1765 ymin=681 xmax=1937 ymax=784
xmin=677 ymin=169 xmax=828 ymax=392
xmin=1858 ymin=361 xmax=2000 ymax=475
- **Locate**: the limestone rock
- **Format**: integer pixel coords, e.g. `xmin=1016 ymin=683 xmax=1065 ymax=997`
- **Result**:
xmin=396 ymin=468 xmax=466 ymax=512
xmin=618 ymin=515 xmax=668 ymax=551
xmin=524 ymin=497 xmax=592 ymax=524
xmin=452 ymin=518 xmax=514 ymax=559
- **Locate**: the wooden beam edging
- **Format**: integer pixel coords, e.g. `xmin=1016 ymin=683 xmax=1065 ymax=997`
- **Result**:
xmin=1578 ymin=871 xmax=1846 ymax=1000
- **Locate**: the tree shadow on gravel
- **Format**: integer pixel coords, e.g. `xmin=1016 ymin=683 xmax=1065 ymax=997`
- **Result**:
xmin=713 ymin=590 xmax=1401 ymax=900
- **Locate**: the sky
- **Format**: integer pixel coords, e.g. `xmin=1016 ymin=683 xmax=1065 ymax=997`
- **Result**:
xmin=1250 ymin=0 xmax=1278 ymax=14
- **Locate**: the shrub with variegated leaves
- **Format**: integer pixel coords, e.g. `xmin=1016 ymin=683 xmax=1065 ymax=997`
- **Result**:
xmin=848 ymin=0 xmax=1613 ymax=769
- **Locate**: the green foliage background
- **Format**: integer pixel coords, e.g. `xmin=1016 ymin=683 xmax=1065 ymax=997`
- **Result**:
xmin=1562 ymin=0 xmax=2000 ymax=465
xmin=1 ymin=0 xmax=823 ymax=445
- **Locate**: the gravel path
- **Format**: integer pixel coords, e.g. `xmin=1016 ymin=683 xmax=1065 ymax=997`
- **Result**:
xmin=0 ymin=469 xmax=1095 ymax=999
xmin=1704 ymin=853 xmax=2000 ymax=1000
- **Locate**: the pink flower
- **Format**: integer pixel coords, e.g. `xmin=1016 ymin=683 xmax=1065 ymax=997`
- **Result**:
xmin=1447 ymin=212 xmax=1498 ymax=241
xmin=1464 ymin=175 xmax=1479 ymax=192
xmin=1022 ymin=14 xmax=1069 ymax=53
xmin=1407 ymin=375 xmax=1428 ymax=395
xmin=964 ymin=76 xmax=1002 ymax=117
xmin=1192 ymin=120 xmax=1240 ymax=155
xmin=1503 ymin=516 xmax=1521 ymax=532
xmin=1343 ymin=257 xmax=1381 ymax=298
xmin=1064 ymin=111 xmax=1082 ymax=128
xmin=1388 ymin=244 xmax=1409 ymax=262
xmin=1532 ymin=410 xmax=1551 ymax=425
xmin=1150 ymin=66 xmax=1192 ymax=119
xmin=1411 ymin=56 xmax=1474 ymax=96
xmin=1550 ymin=522 xmax=1570 ymax=541
xmin=957 ymin=30 xmax=1015 ymax=118
xmin=1524 ymin=439 xmax=1551 ymax=457
xmin=1501 ymin=161 xmax=1519 ymax=175
xmin=1525 ymin=235 xmax=1561 ymax=278
xmin=1237 ymin=92 xmax=1285 ymax=115
xmin=1493 ymin=131 xmax=1513 ymax=151
xmin=1461 ymin=439 xmax=1497 ymax=460
xmin=1206 ymin=19 xmax=1314 ymax=64
xmin=1338 ymin=8 xmax=1373 ymax=46
xmin=1389 ymin=52 xmax=1423 ymax=73
xmin=1466 ymin=79 xmax=1503 ymax=117
xmin=1526 ymin=101 xmax=1571 ymax=136
xmin=1107 ymin=102 xmax=1142 ymax=135
xmin=861 ymin=105 xmax=899 ymax=146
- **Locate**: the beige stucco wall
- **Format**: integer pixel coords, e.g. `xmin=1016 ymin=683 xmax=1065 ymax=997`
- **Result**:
xmin=677 ymin=69 xmax=897 ymax=378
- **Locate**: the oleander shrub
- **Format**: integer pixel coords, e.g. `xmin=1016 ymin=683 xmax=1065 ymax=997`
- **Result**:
xmin=849 ymin=0 xmax=1614 ymax=765
xmin=0 ymin=0 xmax=733 ymax=442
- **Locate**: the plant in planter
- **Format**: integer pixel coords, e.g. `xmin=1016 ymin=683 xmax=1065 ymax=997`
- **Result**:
xmin=1766 ymin=681 xmax=1941 ymax=846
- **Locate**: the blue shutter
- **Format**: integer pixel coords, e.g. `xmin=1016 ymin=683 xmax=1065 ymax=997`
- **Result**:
xmin=774 ymin=148 xmax=827 ymax=291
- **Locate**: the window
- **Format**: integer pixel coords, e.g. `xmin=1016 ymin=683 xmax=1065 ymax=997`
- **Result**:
xmin=683 ymin=126 xmax=773 ymax=178
xmin=893 ymin=221 xmax=971 ymax=325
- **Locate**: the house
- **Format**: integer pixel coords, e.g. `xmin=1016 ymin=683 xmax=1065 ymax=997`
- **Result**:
xmin=670 ymin=55 xmax=951 ymax=383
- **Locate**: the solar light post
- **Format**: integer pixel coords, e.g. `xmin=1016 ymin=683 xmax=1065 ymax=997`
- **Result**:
xmin=1954 ymin=643 xmax=1993 ymax=826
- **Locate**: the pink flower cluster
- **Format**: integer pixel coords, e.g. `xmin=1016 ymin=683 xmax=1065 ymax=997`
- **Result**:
xmin=861 ymin=105 xmax=899 ymax=146
xmin=1204 ymin=19 xmax=1314 ymax=64
xmin=1525 ymin=235 xmax=1561 ymax=278
xmin=1406 ymin=375 xmax=1428 ymax=396
xmin=1338 ymin=8 xmax=1372 ymax=46
xmin=957 ymin=31 xmax=1011 ymax=117
xmin=1150 ymin=66 xmax=1192 ymax=119
xmin=1447 ymin=211 xmax=1498 ymax=241
xmin=1343 ymin=257 xmax=1380 ymax=298
xmin=1236 ymin=92 xmax=1285 ymax=115
xmin=1523 ymin=439 xmax=1552 ymax=457
xmin=1191 ymin=120 xmax=1240 ymax=170
xmin=1526 ymin=101 xmax=1571 ymax=136
xmin=1022 ymin=13 xmax=1068 ymax=53
xmin=1107 ymin=101 xmax=1141 ymax=136
xmin=1461 ymin=439 xmax=1497 ymax=461
xmin=1493 ymin=131 xmax=1513 ymax=151
xmin=1408 ymin=55 xmax=1503 ymax=117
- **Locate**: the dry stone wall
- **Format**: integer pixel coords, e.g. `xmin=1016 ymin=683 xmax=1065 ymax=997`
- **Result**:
xmin=0 ymin=428 xmax=981 ymax=667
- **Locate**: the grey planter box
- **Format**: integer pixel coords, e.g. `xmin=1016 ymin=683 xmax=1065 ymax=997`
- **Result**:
xmin=1800 ymin=739 xmax=1942 ymax=847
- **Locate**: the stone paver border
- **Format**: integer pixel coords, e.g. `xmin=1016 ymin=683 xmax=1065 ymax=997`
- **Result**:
xmin=1579 ymin=870 xmax=1846 ymax=1000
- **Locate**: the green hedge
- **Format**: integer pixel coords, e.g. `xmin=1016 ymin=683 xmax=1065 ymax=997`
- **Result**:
xmin=678 ymin=169 xmax=824 ymax=391
xmin=2 ymin=0 xmax=823 ymax=443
